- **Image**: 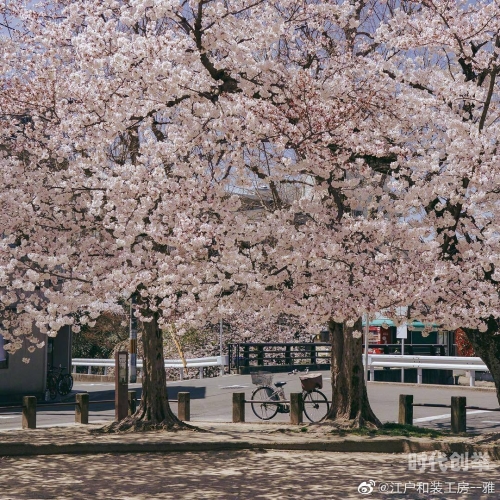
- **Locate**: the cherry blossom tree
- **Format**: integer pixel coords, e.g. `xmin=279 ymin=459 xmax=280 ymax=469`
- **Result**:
xmin=373 ymin=0 xmax=500 ymax=402
xmin=0 ymin=0 xmax=231 ymax=429
xmin=181 ymin=0 xmax=500 ymax=419
xmin=1 ymin=0 xmax=500 ymax=431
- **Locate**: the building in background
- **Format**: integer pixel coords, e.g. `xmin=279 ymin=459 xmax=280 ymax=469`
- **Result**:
xmin=0 ymin=326 xmax=72 ymax=402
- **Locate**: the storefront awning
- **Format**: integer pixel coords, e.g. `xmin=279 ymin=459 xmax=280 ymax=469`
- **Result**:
xmin=362 ymin=317 xmax=439 ymax=331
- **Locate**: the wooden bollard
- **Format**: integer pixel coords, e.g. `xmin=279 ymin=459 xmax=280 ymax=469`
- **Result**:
xmin=398 ymin=394 xmax=413 ymax=425
xmin=290 ymin=393 xmax=303 ymax=425
xmin=128 ymin=390 xmax=137 ymax=416
xmin=75 ymin=393 xmax=89 ymax=424
xmin=232 ymin=392 xmax=245 ymax=423
xmin=451 ymin=396 xmax=466 ymax=433
xmin=115 ymin=351 xmax=128 ymax=421
xmin=22 ymin=396 xmax=36 ymax=429
xmin=178 ymin=392 xmax=190 ymax=421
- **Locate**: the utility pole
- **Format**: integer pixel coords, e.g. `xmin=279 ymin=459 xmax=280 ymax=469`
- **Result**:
xmin=364 ymin=313 xmax=369 ymax=383
xmin=219 ymin=318 xmax=224 ymax=377
xmin=129 ymin=295 xmax=137 ymax=383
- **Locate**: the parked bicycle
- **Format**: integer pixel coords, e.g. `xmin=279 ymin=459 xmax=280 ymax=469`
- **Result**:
xmin=46 ymin=365 xmax=74 ymax=399
xmin=250 ymin=370 xmax=330 ymax=422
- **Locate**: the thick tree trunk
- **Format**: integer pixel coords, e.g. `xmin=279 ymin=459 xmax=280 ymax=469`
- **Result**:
xmin=464 ymin=317 xmax=500 ymax=405
xmin=325 ymin=318 xmax=381 ymax=428
xmin=102 ymin=311 xmax=187 ymax=432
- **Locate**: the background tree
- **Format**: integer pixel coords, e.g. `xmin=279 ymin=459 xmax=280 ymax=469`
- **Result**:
xmin=72 ymin=311 xmax=129 ymax=361
xmin=2 ymin=0 xmax=499 ymax=432
xmin=372 ymin=0 xmax=500 ymax=402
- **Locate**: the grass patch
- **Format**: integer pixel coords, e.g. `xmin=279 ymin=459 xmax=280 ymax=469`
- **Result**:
xmin=335 ymin=423 xmax=452 ymax=439
xmin=285 ymin=426 xmax=309 ymax=433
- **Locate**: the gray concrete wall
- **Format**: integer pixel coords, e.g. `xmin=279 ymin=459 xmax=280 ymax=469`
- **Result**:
xmin=48 ymin=326 xmax=72 ymax=371
xmin=0 ymin=325 xmax=71 ymax=400
xmin=0 ymin=332 xmax=47 ymax=399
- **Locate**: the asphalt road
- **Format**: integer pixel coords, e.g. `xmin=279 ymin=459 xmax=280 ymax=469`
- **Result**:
xmin=1 ymin=372 xmax=499 ymax=432
xmin=1 ymin=450 xmax=498 ymax=499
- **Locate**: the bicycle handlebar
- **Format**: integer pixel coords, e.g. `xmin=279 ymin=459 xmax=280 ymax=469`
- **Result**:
xmin=288 ymin=368 xmax=309 ymax=375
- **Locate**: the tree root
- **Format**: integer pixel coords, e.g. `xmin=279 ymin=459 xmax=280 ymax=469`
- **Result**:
xmin=321 ymin=413 xmax=381 ymax=430
xmin=91 ymin=416 xmax=204 ymax=434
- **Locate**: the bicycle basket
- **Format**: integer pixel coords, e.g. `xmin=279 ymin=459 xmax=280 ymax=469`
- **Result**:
xmin=299 ymin=373 xmax=323 ymax=391
xmin=251 ymin=371 xmax=273 ymax=386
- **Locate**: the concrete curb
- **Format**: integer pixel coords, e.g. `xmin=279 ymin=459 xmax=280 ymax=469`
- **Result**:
xmin=0 ymin=438 xmax=431 ymax=457
xmin=1 ymin=433 xmax=500 ymax=459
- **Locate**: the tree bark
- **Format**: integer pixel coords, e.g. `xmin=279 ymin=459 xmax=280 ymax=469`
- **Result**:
xmin=101 ymin=310 xmax=187 ymax=432
xmin=464 ymin=317 xmax=500 ymax=405
xmin=325 ymin=318 xmax=381 ymax=428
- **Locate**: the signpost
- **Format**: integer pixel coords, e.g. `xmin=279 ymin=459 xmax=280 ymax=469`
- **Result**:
xmin=396 ymin=323 xmax=408 ymax=383
xmin=115 ymin=351 xmax=128 ymax=420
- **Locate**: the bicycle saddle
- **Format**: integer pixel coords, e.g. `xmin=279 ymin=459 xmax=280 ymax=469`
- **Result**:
xmin=274 ymin=381 xmax=287 ymax=388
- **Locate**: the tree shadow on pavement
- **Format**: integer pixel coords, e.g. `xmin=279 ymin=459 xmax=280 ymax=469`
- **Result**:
xmin=0 ymin=449 xmax=497 ymax=499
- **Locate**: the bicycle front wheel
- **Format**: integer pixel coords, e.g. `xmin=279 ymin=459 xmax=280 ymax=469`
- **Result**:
xmin=64 ymin=373 xmax=74 ymax=392
xmin=57 ymin=376 xmax=71 ymax=396
xmin=251 ymin=386 xmax=279 ymax=420
xmin=303 ymin=389 xmax=329 ymax=422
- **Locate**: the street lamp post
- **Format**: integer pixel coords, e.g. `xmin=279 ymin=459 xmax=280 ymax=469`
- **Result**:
xmin=129 ymin=295 xmax=137 ymax=383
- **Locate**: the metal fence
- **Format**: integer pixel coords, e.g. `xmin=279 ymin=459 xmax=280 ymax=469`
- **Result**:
xmin=228 ymin=342 xmax=330 ymax=373
xmin=228 ymin=342 xmax=448 ymax=373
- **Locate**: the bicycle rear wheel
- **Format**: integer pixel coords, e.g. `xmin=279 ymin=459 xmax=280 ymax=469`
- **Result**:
xmin=251 ymin=386 xmax=279 ymax=420
xmin=47 ymin=375 xmax=58 ymax=400
xmin=303 ymin=389 xmax=329 ymax=422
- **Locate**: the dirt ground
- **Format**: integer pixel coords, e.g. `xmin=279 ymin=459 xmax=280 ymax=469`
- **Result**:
xmin=1 ymin=449 xmax=498 ymax=500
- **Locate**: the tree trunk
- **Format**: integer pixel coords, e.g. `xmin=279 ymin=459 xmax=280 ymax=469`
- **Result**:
xmin=464 ymin=317 xmax=500 ymax=405
xmin=102 ymin=310 xmax=188 ymax=432
xmin=325 ymin=318 xmax=381 ymax=428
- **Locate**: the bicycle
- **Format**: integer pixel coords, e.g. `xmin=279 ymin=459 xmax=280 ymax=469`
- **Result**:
xmin=46 ymin=365 xmax=74 ymax=398
xmin=46 ymin=368 xmax=58 ymax=400
xmin=250 ymin=370 xmax=330 ymax=422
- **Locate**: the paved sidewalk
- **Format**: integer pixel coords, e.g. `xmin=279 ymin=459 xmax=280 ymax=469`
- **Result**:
xmin=2 ymin=421 xmax=500 ymax=459
xmin=2 ymin=423 xmax=500 ymax=499
xmin=3 ymin=449 xmax=498 ymax=500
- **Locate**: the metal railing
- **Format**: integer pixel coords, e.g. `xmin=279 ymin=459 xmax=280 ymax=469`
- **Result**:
xmin=228 ymin=342 xmax=448 ymax=373
xmin=72 ymin=355 xmax=229 ymax=380
xmin=367 ymin=355 xmax=489 ymax=386
xmin=229 ymin=342 xmax=331 ymax=373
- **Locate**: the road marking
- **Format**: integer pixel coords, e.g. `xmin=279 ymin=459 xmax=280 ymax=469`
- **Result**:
xmin=0 ymin=420 xmax=111 ymax=431
xmin=481 ymin=421 xmax=500 ymax=424
xmin=0 ymin=416 xmax=17 ymax=419
xmin=220 ymin=385 xmax=249 ymax=389
xmin=414 ymin=410 xmax=493 ymax=423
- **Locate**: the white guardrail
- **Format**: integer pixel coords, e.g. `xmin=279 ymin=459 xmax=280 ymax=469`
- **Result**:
xmin=72 ymin=355 xmax=229 ymax=380
xmin=366 ymin=354 xmax=489 ymax=386
xmin=73 ymin=354 xmax=488 ymax=386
